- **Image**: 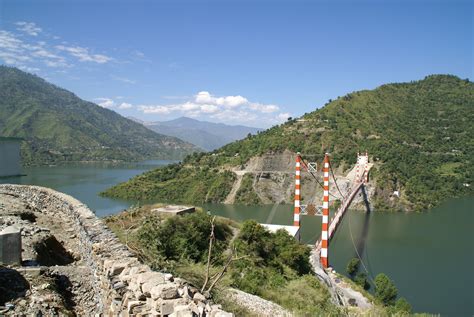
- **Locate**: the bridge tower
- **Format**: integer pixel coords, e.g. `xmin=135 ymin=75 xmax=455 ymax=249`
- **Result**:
xmin=356 ymin=152 xmax=360 ymax=182
xmin=364 ymin=151 xmax=369 ymax=183
xmin=293 ymin=153 xmax=301 ymax=227
xmin=356 ymin=152 xmax=369 ymax=183
xmin=321 ymin=153 xmax=330 ymax=268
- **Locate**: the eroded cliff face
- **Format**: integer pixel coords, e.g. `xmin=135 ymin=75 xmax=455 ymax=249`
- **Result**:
xmin=0 ymin=185 xmax=232 ymax=316
xmin=225 ymin=150 xmax=374 ymax=210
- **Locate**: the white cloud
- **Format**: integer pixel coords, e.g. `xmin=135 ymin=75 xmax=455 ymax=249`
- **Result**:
xmin=111 ymin=75 xmax=136 ymax=84
xmin=139 ymin=105 xmax=171 ymax=114
xmin=1 ymin=21 xmax=149 ymax=82
xmin=0 ymin=26 xmax=70 ymax=69
xmin=56 ymin=45 xmax=112 ymax=64
xmin=15 ymin=22 xmax=42 ymax=36
xmin=137 ymin=91 xmax=290 ymax=127
xmin=277 ymin=112 xmax=291 ymax=121
xmin=0 ymin=30 xmax=23 ymax=52
xmin=200 ymin=104 xmax=219 ymax=113
xmin=118 ymin=102 xmax=133 ymax=109
xmin=94 ymin=98 xmax=134 ymax=110
xmin=18 ymin=65 xmax=40 ymax=73
xmin=32 ymin=49 xmax=60 ymax=59
xmin=194 ymin=91 xmax=248 ymax=108
xmin=249 ymin=102 xmax=279 ymax=113
xmin=133 ymin=50 xmax=145 ymax=58
xmin=95 ymin=97 xmax=115 ymax=108
xmin=195 ymin=91 xmax=213 ymax=104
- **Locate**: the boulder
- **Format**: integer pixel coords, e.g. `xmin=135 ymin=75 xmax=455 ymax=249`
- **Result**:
xmin=171 ymin=305 xmax=193 ymax=317
xmin=127 ymin=300 xmax=145 ymax=314
xmin=193 ymin=292 xmax=206 ymax=302
xmin=150 ymin=284 xmax=179 ymax=300
xmin=211 ymin=310 xmax=234 ymax=317
xmin=160 ymin=299 xmax=175 ymax=316
xmin=141 ymin=276 xmax=167 ymax=296
xmin=135 ymin=272 xmax=165 ymax=285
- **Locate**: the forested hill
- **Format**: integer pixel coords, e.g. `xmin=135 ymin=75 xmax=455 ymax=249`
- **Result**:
xmin=103 ymin=75 xmax=473 ymax=211
xmin=0 ymin=67 xmax=198 ymax=165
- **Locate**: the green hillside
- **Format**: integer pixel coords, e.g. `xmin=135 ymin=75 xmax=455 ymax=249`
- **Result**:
xmin=0 ymin=66 xmax=198 ymax=165
xmin=102 ymin=75 xmax=474 ymax=211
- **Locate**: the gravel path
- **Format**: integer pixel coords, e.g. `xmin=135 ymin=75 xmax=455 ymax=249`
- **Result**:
xmin=226 ymin=288 xmax=292 ymax=316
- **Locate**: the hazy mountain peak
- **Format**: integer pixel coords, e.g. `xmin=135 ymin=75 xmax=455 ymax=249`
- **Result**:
xmin=144 ymin=117 xmax=263 ymax=151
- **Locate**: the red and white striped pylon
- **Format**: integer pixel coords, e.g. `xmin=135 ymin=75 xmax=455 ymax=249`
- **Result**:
xmin=293 ymin=153 xmax=301 ymax=227
xmin=321 ymin=153 xmax=330 ymax=268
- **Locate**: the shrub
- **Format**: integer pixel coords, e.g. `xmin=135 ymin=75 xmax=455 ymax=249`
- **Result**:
xmin=346 ymin=258 xmax=360 ymax=276
xmin=393 ymin=297 xmax=412 ymax=314
xmin=354 ymin=272 xmax=370 ymax=290
xmin=137 ymin=212 xmax=233 ymax=265
xmin=374 ymin=273 xmax=398 ymax=305
xmin=263 ymin=275 xmax=340 ymax=315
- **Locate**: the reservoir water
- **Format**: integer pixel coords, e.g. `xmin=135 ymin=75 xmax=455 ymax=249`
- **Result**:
xmin=1 ymin=162 xmax=472 ymax=316
xmin=0 ymin=161 xmax=172 ymax=216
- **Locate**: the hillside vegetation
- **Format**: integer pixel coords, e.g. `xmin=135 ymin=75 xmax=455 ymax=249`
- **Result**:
xmin=105 ymin=208 xmax=341 ymax=315
xmin=0 ymin=66 xmax=198 ymax=165
xmin=103 ymin=75 xmax=473 ymax=211
xmin=105 ymin=206 xmax=421 ymax=315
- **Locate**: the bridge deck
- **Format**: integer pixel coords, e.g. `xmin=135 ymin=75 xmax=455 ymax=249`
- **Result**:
xmin=314 ymin=170 xmax=369 ymax=258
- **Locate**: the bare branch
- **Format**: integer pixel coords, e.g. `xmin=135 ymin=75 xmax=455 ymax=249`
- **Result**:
xmin=206 ymin=245 xmax=248 ymax=293
xmin=201 ymin=216 xmax=216 ymax=292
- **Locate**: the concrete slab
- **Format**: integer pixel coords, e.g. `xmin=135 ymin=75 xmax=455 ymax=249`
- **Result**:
xmin=261 ymin=224 xmax=300 ymax=240
xmin=19 ymin=266 xmax=43 ymax=277
xmin=151 ymin=205 xmax=195 ymax=216
xmin=0 ymin=225 xmax=22 ymax=265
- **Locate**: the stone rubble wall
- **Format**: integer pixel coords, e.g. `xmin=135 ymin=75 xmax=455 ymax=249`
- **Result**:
xmin=0 ymin=184 xmax=232 ymax=317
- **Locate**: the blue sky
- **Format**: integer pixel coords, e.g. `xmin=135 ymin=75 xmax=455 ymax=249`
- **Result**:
xmin=0 ymin=0 xmax=472 ymax=128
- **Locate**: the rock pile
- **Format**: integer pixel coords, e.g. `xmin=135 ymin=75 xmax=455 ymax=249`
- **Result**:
xmin=0 ymin=184 xmax=232 ymax=316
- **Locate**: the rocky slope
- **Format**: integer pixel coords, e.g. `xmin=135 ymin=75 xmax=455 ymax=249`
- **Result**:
xmin=0 ymin=185 xmax=231 ymax=316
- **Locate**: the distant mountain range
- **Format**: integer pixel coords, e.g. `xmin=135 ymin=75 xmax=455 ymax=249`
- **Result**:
xmin=0 ymin=66 xmax=198 ymax=165
xmin=129 ymin=116 xmax=263 ymax=151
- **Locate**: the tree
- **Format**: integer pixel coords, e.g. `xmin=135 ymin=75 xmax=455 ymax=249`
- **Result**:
xmin=354 ymin=272 xmax=370 ymax=290
xmin=394 ymin=297 xmax=412 ymax=313
xmin=374 ymin=273 xmax=398 ymax=305
xmin=346 ymin=258 xmax=360 ymax=276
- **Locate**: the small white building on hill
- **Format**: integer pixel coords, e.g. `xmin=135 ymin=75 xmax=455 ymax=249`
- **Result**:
xmin=0 ymin=137 xmax=22 ymax=177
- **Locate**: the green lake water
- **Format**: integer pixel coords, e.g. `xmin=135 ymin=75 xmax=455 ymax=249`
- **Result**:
xmin=1 ymin=162 xmax=472 ymax=316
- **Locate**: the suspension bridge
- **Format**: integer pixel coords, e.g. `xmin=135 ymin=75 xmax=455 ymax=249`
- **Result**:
xmin=261 ymin=151 xmax=372 ymax=270
xmin=257 ymin=151 xmax=374 ymax=308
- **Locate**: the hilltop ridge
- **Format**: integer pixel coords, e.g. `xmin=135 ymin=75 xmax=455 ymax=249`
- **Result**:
xmin=103 ymin=74 xmax=474 ymax=211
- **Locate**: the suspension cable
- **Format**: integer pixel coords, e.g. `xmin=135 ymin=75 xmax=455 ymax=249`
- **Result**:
xmin=329 ymin=163 xmax=346 ymax=200
xmin=299 ymin=155 xmax=340 ymax=200
xmin=347 ymin=208 xmax=375 ymax=283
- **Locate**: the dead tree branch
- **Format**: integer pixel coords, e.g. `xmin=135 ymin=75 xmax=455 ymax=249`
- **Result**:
xmin=201 ymin=216 xmax=216 ymax=292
